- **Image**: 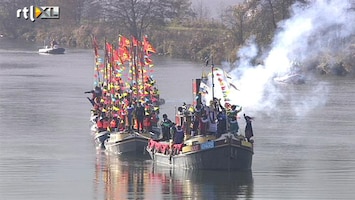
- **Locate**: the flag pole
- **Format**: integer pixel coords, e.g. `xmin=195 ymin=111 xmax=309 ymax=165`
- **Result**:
xmin=211 ymin=55 xmax=215 ymax=104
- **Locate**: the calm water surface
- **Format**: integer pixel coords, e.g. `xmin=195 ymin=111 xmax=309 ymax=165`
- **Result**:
xmin=0 ymin=39 xmax=355 ymax=200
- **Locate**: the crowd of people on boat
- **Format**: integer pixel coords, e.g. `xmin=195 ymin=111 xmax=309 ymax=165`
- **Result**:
xmin=87 ymin=75 xmax=254 ymax=145
xmin=86 ymin=75 xmax=161 ymax=134
xmin=158 ymin=97 xmax=253 ymax=145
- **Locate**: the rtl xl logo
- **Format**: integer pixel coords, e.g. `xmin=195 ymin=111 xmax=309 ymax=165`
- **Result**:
xmin=16 ymin=6 xmax=60 ymax=22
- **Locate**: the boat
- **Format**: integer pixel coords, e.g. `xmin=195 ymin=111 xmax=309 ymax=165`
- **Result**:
xmin=273 ymin=73 xmax=305 ymax=84
xmin=88 ymin=110 xmax=109 ymax=148
xmin=38 ymin=45 xmax=65 ymax=54
xmin=87 ymin=35 xmax=160 ymax=156
xmin=104 ymin=131 xmax=152 ymax=156
xmin=146 ymin=61 xmax=254 ymax=171
xmin=147 ymin=121 xmax=254 ymax=170
xmin=273 ymin=61 xmax=305 ymax=84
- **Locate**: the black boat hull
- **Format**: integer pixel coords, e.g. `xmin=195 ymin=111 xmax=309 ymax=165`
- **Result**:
xmin=105 ymin=133 xmax=150 ymax=156
xmin=147 ymin=135 xmax=253 ymax=170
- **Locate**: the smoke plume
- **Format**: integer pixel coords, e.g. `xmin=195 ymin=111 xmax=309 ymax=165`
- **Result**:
xmin=226 ymin=0 xmax=355 ymax=116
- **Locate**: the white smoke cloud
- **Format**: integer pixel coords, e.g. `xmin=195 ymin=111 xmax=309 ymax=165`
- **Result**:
xmin=225 ymin=0 xmax=354 ymax=116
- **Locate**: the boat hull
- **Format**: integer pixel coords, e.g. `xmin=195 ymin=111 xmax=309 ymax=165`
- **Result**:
xmin=147 ymin=134 xmax=253 ymax=170
xmin=273 ymin=74 xmax=305 ymax=84
xmin=94 ymin=131 xmax=109 ymax=148
xmin=105 ymin=132 xmax=150 ymax=156
xmin=38 ymin=47 xmax=65 ymax=54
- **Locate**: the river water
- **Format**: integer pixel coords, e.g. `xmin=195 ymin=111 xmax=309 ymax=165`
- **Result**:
xmin=0 ymin=39 xmax=355 ymax=200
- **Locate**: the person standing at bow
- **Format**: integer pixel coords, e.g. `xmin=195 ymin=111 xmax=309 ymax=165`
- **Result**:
xmin=174 ymin=125 xmax=184 ymax=144
xmin=126 ymin=102 xmax=135 ymax=132
xmin=135 ymin=102 xmax=145 ymax=133
xmin=160 ymin=114 xmax=173 ymax=141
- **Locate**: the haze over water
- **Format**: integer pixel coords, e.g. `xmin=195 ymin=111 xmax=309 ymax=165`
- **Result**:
xmin=0 ymin=39 xmax=355 ymax=199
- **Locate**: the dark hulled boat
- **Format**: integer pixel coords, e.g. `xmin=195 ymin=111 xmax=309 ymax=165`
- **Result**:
xmin=147 ymin=133 xmax=253 ymax=170
xmin=104 ymin=131 xmax=151 ymax=156
xmin=38 ymin=45 xmax=65 ymax=54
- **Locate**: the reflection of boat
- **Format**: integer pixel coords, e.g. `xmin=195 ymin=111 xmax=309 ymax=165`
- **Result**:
xmin=94 ymin=148 xmax=253 ymax=199
xmin=38 ymin=45 xmax=65 ymax=54
xmin=95 ymin=152 xmax=150 ymax=200
xmin=150 ymin=165 xmax=254 ymax=199
xmin=273 ymin=73 xmax=305 ymax=84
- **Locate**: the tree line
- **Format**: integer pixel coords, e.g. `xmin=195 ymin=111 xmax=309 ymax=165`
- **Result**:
xmin=1 ymin=0 xmax=354 ymax=75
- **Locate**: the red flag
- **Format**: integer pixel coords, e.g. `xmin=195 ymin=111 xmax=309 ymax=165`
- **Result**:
xmin=144 ymin=55 xmax=153 ymax=65
xmin=118 ymin=46 xmax=131 ymax=63
xmin=92 ymin=36 xmax=99 ymax=57
xmin=105 ymin=42 xmax=113 ymax=60
xmin=132 ymin=36 xmax=139 ymax=47
xmin=143 ymin=35 xmax=156 ymax=54
xmin=119 ymin=35 xmax=131 ymax=48
xmin=106 ymin=42 xmax=113 ymax=52
xmin=113 ymin=48 xmax=119 ymax=62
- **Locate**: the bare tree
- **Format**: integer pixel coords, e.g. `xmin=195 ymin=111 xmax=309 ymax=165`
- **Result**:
xmin=192 ymin=0 xmax=210 ymax=22
xmin=222 ymin=1 xmax=257 ymax=45
xmin=44 ymin=0 xmax=84 ymax=26
xmin=266 ymin=0 xmax=277 ymax=29
xmin=0 ymin=0 xmax=38 ymax=38
xmin=81 ymin=0 xmax=104 ymax=22
xmin=101 ymin=0 xmax=193 ymax=39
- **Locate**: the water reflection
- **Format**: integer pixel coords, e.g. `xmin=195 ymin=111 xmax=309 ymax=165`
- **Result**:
xmin=94 ymin=151 xmax=254 ymax=199
xmin=150 ymin=166 xmax=254 ymax=199
xmin=94 ymin=151 xmax=151 ymax=200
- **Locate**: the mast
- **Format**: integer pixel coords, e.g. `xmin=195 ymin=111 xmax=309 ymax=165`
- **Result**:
xmin=128 ymin=37 xmax=135 ymax=102
xmin=133 ymin=40 xmax=138 ymax=101
xmin=211 ymin=55 xmax=215 ymax=103
xmin=140 ymin=40 xmax=145 ymax=103
xmin=92 ymin=35 xmax=101 ymax=85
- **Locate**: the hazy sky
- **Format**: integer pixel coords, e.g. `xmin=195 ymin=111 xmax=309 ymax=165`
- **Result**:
xmin=191 ymin=0 xmax=243 ymax=19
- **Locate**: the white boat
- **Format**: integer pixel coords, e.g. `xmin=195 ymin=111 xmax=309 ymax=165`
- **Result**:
xmin=38 ymin=45 xmax=65 ymax=54
xmin=273 ymin=73 xmax=305 ymax=84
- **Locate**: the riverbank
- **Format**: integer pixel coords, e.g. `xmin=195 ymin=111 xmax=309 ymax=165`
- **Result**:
xmin=1 ymin=33 xmax=354 ymax=78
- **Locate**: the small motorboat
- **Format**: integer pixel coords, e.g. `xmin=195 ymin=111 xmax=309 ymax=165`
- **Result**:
xmin=273 ymin=73 xmax=305 ymax=85
xmin=38 ymin=45 xmax=65 ymax=54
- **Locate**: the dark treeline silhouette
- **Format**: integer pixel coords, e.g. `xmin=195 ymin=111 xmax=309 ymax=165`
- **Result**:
xmin=1 ymin=0 xmax=354 ymax=75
